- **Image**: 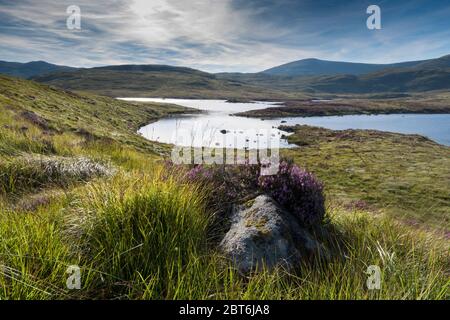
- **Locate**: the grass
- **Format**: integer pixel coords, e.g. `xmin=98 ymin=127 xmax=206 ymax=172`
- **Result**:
xmin=69 ymin=170 xmax=211 ymax=298
xmin=0 ymin=75 xmax=448 ymax=300
xmin=282 ymin=126 xmax=450 ymax=231
xmin=1 ymin=178 xmax=448 ymax=299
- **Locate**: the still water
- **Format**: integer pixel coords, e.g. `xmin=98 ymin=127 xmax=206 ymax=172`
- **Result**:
xmin=118 ymin=98 xmax=450 ymax=147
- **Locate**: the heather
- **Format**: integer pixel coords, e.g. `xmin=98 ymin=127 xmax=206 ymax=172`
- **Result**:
xmin=259 ymin=160 xmax=325 ymax=226
xmin=181 ymin=160 xmax=326 ymax=230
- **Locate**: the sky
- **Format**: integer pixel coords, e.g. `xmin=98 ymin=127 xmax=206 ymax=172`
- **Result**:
xmin=0 ymin=0 xmax=449 ymax=72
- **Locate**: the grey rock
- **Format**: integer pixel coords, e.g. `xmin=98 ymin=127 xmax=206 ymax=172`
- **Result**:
xmin=220 ymin=195 xmax=326 ymax=274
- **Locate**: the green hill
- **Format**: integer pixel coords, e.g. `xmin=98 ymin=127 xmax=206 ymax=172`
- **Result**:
xmin=300 ymin=68 xmax=450 ymax=93
xmin=32 ymin=65 xmax=301 ymax=99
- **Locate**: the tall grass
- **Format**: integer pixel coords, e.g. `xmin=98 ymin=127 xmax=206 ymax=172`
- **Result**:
xmin=131 ymin=204 xmax=449 ymax=300
xmin=68 ymin=168 xmax=210 ymax=298
xmin=0 ymin=204 xmax=75 ymax=299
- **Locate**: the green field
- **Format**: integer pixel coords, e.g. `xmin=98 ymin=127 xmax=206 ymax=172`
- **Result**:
xmin=0 ymin=75 xmax=448 ymax=300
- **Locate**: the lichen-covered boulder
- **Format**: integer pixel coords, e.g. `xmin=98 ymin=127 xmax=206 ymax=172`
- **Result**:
xmin=220 ymin=195 xmax=325 ymax=274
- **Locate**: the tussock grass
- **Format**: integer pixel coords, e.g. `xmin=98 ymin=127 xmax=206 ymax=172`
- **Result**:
xmin=284 ymin=208 xmax=449 ymax=300
xmin=70 ymin=169 xmax=210 ymax=297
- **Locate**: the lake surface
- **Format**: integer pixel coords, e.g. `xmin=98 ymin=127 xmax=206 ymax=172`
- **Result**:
xmin=118 ymin=98 xmax=450 ymax=147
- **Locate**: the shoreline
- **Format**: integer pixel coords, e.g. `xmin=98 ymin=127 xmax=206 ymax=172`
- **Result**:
xmin=235 ymin=109 xmax=450 ymax=118
xmin=234 ymin=98 xmax=450 ymax=118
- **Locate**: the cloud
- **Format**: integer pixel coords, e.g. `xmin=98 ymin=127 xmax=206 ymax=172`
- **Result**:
xmin=0 ymin=0 xmax=449 ymax=72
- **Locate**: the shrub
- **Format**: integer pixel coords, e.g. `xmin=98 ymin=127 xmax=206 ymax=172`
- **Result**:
xmin=258 ymin=160 xmax=325 ymax=226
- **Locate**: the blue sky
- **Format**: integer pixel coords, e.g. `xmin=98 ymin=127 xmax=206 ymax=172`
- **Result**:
xmin=0 ymin=0 xmax=449 ymax=72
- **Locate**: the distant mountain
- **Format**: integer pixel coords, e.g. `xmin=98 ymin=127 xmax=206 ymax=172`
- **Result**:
xmin=296 ymin=54 xmax=450 ymax=93
xmin=218 ymin=55 xmax=450 ymax=93
xmin=261 ymin=58 xmax=426 ymax=76
xmin=0 ymin=60 xmax=77 ymax=78
xmin=298 ymin=70 xmax=450 ymax=93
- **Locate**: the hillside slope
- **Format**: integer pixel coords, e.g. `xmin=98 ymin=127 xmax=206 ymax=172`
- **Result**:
xmin=0 ymin=74 xmax=190 ymax=155
xmin=0 ymin=61 xmax=76 ymax=78
xmin=261 ymin=58 xmax=425 ymax=76
xmin=282 ymin=126 xmax=450 ymax=229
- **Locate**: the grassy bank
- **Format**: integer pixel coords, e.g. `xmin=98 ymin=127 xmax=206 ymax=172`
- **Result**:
xmin=282 ymin=126 xmax=450 ymax=231
xmin=0 ymin=76 xmax=448 ymax=299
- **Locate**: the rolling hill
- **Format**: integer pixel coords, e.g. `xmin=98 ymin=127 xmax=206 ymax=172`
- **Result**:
xmin=31 ymin=64 xmax=301 ymax=99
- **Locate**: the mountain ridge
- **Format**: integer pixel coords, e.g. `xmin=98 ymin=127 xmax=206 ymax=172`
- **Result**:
xmin=260 ymin=57 xmax=428 ymax=76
